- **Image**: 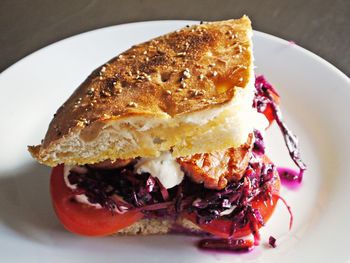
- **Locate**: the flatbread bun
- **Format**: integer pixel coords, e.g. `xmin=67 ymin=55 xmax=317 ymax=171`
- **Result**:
xmin=29 ymin=16 xmax=256 ymax=166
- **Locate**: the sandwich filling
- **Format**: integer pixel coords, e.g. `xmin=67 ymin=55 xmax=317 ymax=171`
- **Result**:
xmin=62 ymin=128 xmax=279 ymax=247
xmin=53 ymin=75 xmax=305 ymax=251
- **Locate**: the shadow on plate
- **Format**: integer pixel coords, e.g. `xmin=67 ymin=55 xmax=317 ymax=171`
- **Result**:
xmin=0 ymin=162 xmax=70 ymax=243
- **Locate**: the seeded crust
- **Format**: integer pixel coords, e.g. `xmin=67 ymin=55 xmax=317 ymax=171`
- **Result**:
xmin=29 ymin=16 xmax=254 ymax=166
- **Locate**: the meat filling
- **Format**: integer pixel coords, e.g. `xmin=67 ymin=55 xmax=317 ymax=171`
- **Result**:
xmin=177 ymin=134 xmax=253 ymax=190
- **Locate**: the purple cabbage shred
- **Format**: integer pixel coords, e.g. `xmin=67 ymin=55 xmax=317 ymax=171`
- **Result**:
xmin=254 ymin=75 xmax=307 ymax=182
xmin=198 ymin=238 xmax=254 ymax=252
xmin=269 ymin=236 xmax=277 ymax=248
xmin=253 ymin=129 xmax=265 ymax=155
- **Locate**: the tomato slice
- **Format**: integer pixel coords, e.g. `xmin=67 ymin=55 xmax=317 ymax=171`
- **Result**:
xmin=50 ymin=165 xmax=143 ymax=236
xmin=185 ymin=156 xmax=280 ymax=239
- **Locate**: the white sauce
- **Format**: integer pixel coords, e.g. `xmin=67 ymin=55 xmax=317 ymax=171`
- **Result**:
xmin=63 ymin=165 xmax=77 ymax=190
xmin=134 ymin=152 xmax=184 ymax=189
xmin=219 ymin=205 xmax=237 ymax=216
xmin=75 ymin=194 xmax=102 ymax=209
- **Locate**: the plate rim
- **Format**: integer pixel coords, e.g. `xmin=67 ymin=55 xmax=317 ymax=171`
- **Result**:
xmin=1 ymin=20 xmax=349 ymax=85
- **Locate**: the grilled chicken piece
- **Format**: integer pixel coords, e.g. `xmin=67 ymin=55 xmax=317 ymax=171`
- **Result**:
xmin=178 ymin=134 xmax=253 ymax=190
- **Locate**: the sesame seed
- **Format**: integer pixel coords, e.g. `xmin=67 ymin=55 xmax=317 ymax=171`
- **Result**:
xmin=99 ymin=76 xmax=103 ymax=80
xmin=239 ymin=77 xmax=243 ymax=82
xmin=183 ymin=97 xmax=188 ymax=101
xmin=209 ymin=63 xmax=216 ymax=67
xmin=77 ymin=121 xmax=85 ymax=128
xmin=199 ymin=74 xmax=204 ymax=80
xmin=116 ymin=88 xmax=122 ymax=93
xmin=145 ymin=57 xmax=149 ymax=62
xmin=143 ymin=50 xmax=148 ymax=54
xmin=189 ymin=89 xmax=202 ymax=97
xmin=176 ymin=51 xmax=187 ymax=57
xmin=101 ymin=66 xmax=106 ymax=73
xmin=176 ymin=88 xmax=182 ymax=92
xmin=165 ymin=90 xmax=172 ymax=95
xmin=87 ymin=87 xmax=95 ymax=95
xmin=217 ymin=58 xmax=227 ymax=64
xmin=100 ymin=90 xmax=111 ymax=97
xmin=183 ymin=68 xmax=191 ymax=79
xmin=80 ymin=118 xmax=90 ymax=125
xmin=212 ymin=71 xmax=218 ymax=77
xmin=127 ymin=102 xmax=138 ymax=107
xmin=180 ymin=82 xmax=187 ymax=89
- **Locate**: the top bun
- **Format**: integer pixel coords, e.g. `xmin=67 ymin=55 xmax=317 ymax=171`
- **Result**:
xmin=29 ymin=16 xmax=261 ymax=167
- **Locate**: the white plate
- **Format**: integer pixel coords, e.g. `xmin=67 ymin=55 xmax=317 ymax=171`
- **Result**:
xmin=0 ymin=20 xmax=349 ymax=263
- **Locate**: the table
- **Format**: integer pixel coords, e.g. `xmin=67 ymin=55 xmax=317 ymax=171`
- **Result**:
xmin=1 ymin=0 xmax=349 ymax=75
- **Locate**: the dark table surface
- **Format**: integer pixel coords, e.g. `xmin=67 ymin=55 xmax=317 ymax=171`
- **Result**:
xmin=1 ymin=0 xmax=349 ymax=76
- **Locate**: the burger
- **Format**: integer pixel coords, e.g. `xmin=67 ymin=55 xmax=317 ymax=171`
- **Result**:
xmin=28 ymin=16 xmax=306 ymax=251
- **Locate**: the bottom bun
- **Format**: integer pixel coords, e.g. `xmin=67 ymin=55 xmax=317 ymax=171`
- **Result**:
xmin=116 ymin=217 xmax=204 ymax=236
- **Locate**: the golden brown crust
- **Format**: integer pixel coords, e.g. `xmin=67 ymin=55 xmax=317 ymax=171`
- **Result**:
xmin=29 ymin=16 xmax=254 ymax=166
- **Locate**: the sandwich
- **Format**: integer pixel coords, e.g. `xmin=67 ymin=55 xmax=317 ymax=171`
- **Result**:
xmin=28 ymin=16 xmax=306 ymax=251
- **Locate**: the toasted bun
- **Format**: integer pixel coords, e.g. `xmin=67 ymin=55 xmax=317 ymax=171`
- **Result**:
xmin=29 ymin=16 xmax=258 ymax=166
xmin=116 ymin=217 xmax=203 ymax=236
